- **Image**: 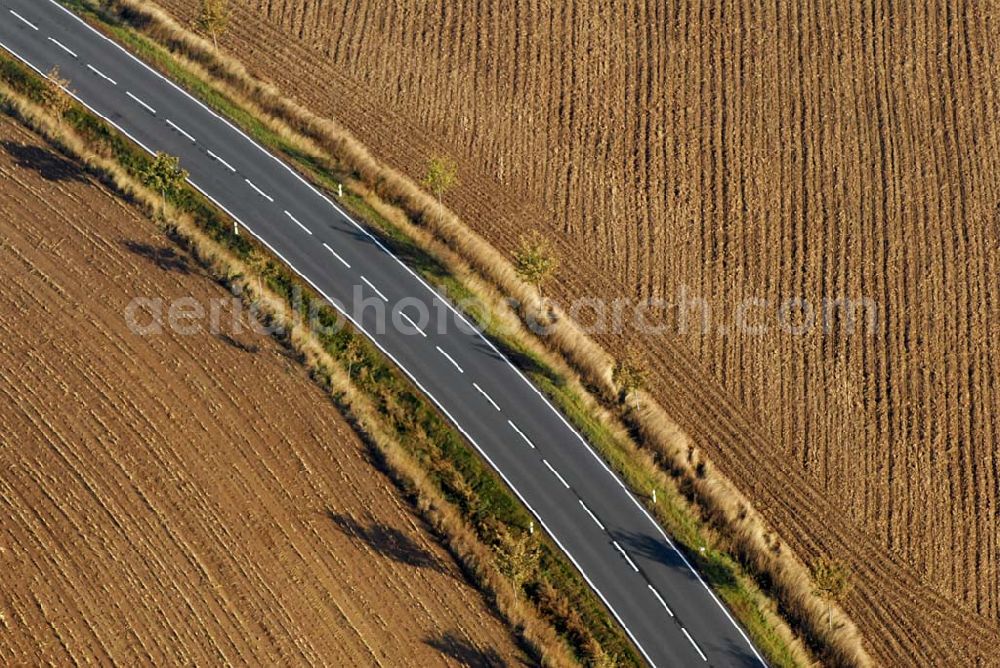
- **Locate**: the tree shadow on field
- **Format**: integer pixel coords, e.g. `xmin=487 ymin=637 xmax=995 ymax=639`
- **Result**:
xmin=325 ymin=509 xmax=446 ymax=573
xmin=1 ymin=141 xmax=87 ymax=182
xmin=424 ymin=630 xmax=507 ymax=667
xmin=216 ymin=332 xmax=259 ymax=354
xmin=121 ymin=239 xmax=191 ymax=274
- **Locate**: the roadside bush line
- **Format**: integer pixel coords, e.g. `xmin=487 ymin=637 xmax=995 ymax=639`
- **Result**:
xmin=0 ymin=56 xmax=638 ymax=667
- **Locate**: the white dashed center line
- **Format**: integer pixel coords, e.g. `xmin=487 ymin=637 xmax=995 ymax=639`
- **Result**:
xmin=361 ymin=275 xmax=388 ymax=302
xmin=244 ymin=178 xmax=273 ymax=202
xmin=435 ymin=345 xmax=464 ymax=374
xmin=473 ymin=382 xmax=501 ymax=411
xmin=507 ymin=420 xmax=535 ymax=448
xmin=9 ymin=10 xmax=38 ymax=30
xmin=283 ymin=210 xmax=311 ymax=234
xmin=647 ymin=584 xmax=674 ymax=617
xmin=681 ymin=628 xmax=708 ymax=662
xmin=399 ymin=312 xmax=426 ymax=336
xmin=322 ymin=242 xmax=350 ymax=268
xmin=0 ymin=12 xmax=768 ymax=663
xmin=47 ymin=37 xmax=77 ymax=58
xmin=165 ymin=119 xmax=196 ymax=143
xmin=612 ymin=541 xmax=640 ymax=573
xmin=206 ymin=149 xmax=236 ymax=172
xmin=579 ymin=500 xmax=605 ymax=530
xmin=542 ymin=459 xmax=570 ymax=489
xmin=86 ymin=63 xmax=117 ymax=85
xmin=125 ymin=91 xmax=156 ymax=115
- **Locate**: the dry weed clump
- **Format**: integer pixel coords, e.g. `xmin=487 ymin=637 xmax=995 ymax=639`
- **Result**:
xmin=0 ymin=80 xmax=582 ymax=668
xmin=51 ymin=3 xmax=873 ymax=664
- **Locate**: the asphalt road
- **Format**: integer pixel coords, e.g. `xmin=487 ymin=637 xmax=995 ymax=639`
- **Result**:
xmin=1 ymin=2 xmax=766 ymax=665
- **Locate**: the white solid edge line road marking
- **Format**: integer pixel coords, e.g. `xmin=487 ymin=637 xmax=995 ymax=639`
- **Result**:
xmin=612 ymin=541 xmax=640 ymax=573
xmin=681 ymin=628 xmax=708 ymax=662
xmin=16 ymin=8 xmax=763 ymax=660
xmin=14 ymin=32 xmax=739 ymax=663
xmin=648 ymin=584 xmax=674 ymax=617
xmin=9 ymin=10 xmax=38 ymax=30
xmin=542 ymin=459 xmax=570 ymax=489
xmin=205 ymin=149 xmax=235 ymax=172
xmin=284 ymin=210 xmax=312 ymax=235
xmin=3 ymin=30 xmax=702 ymax=668
xmin=0 ymin=37 xmax=657 ymax=663
xmin=165 ymin=119 xmax=195 ymax=143
xmin=244 ymin=178 xmax=273 ymax=202
xmin=507 ymin=420 xmax=535 ymax=448
xmin=125 ymin=90 xmax=156 ymax=115
xmin=322 ymin=242 xmax=350 ymax=268
xmin=15 ymin=30 xmax=767 ymax=661
xmin=47 ymin=37 xmax=77 ymax=58
xmin=0 ymin=42 xmax=45 ymax=75
xmin=400 ymin=312 xmax=425 ymax=336
xmin=361 ymin=275 xmax=388 ymax=302
xmin=472 ymin=382 xmax=501 ymax=411
xmin=435 ymin=346 xmax=464 ymax=374
xmin=86 ymin=63 xmax=116 ymax=85
xmin=165 ymin=175 xmax=660 ymax=668
xmin=579 ymin=500 xmax=605 ymax=530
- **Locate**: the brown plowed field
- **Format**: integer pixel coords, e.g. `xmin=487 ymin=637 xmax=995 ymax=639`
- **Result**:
xmin=151 ymin=1 xmax=1000 ymax=664
xmin=0 ymin=115 xmax=525 ymax=666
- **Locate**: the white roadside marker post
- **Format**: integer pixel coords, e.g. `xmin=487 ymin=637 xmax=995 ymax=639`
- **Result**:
xmin=652 ymin=489 xmax=656 ymax=504
xmin=338 ymin=183 xmax=343 ymax=197
xmin=529 ymin=520 xmax=534 ymax=535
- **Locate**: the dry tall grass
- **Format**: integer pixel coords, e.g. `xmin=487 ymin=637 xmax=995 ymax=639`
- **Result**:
xmin=46 ymin=3 xmax=875 ymax=663
xmin=0 ymin=81 xmax=580 ymax=668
